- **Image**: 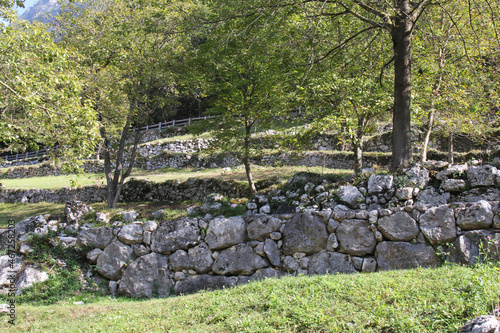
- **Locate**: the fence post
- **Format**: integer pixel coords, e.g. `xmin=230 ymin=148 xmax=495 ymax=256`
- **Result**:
xmin=26 ymin=152 xmax=29 ymax=159
xmin=188 ymin=118 xmax=191 ymax=125
xmin=173 ymin=119 xmax=176 ymax=126
xmin=159 ymin=122 xmax=161 ymax=131
xmin=146 ymin=124 xmax=149 ymax=131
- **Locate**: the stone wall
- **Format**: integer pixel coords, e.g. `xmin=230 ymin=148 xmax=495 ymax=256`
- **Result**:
xmin=76 ymin=200 xmax=500 ymax=297
xmin=0 ymin=178 xmax=248 ymax=204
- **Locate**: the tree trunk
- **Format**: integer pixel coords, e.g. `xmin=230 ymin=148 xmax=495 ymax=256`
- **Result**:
xmin=244 ymin=120 xmax=256 ymax=196
xmin=421 ymin=108 xmax=435 ymax=165
xmin=391 ymin=0 xmax=413 ymax=171
xmin=448 ymin=132 xmax=454 ymax=164
xmin=353 ymin=141 xmax=363 ymax=174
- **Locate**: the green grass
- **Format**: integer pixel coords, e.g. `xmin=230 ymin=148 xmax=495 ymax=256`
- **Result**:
xmin=3 ymin=264 xmax=499 ymax=332
xmin=0 ymin=165 xmax=352 ymax=190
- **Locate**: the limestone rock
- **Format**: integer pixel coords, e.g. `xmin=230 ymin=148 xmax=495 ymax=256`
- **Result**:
xmin=97 ymin=241 xmax=135 ymax=280
xmin=205 ymin=216 xmax=246 ymax=250
xmin=457 ymin=314 xmax=500 ymax=333
xmin=308 ymin=250 xmax=356 ymax=275
xmin=441 ymin=179 xmax=467 ymax=192
xmin=368 ymin=175 xmax=394 ymax=194
xmin=117 ymin=223 xmax=144 ymax=245
xmin=77 ymin=227 xmax=114 ymax=249
xmin=377 ymin=211 xmax=420 ymax=241
xmin=282 ymin=212 xmax=328 ymax=255
xmin=336 ymin=219 xmax=377 ymax=256
xmin=416 ymin=187 xmax=450 ymax=206
xmin=455 ymin=201 xmax=493 ymax=230
xmin=246 ymin=215 xmax=282 ymax=241
xmin=118 ymin=253 xmax=172 ymax=298
xmin=375 ymin=242 xmax=440 ymax=270
xmin=418 ymin=205 xmax=457 ymax=245
xmin=187 ymin=243 xmax=214 ymax=274
xmin=174 ymin=275 xmax=230 ymax=295
xmin=122 ymin=211 xmax=139 ymax=223
xmin=263 ymin=239 xmax=281 ymax=267
xmin=436 ymin=164 xmax=468 ymax=180
xmin=65 ymin=201 xmax=92 ymax=223
xmin=212 ymin=244 xmax=267 ymax=275
xmin=406 ymin=166 xmax=429 ymax=188
xmin=151 ymin=218 xmax=201 ymax=254
xmin=337 ymin=185 xmax=365 ymax=208
xmin=467 ymin=164 xmax=499 ymax=187
xmin=87 ymin=248 xmax=103 ymax=263
xmin=16 ymin=266 xmax=49 ymax=293
xmin=447 ymin=230 xmax=500 ymax=265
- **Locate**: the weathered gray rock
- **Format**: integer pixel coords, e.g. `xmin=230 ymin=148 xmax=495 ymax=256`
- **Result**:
xmin=467 ymin=164 xmax=499 ymax=187
xmin=441 ymin=179 xmax=467 ymax=192
xmin=143 ymin=220 xmax=158 ymax=232
xmin=416 ymin=187 xmax=450 ymax=206
xmin=395 ymin=187 xmax=413 ymax=201
xmin=65 ymin=201 xmax=92 ymax=223
xmin=282 ymin=256 xmax=299 ymax=272
xmin=368 ymin=175 xmax=394 ymax=194
xmin=406 ymin=166 xmax=429 ymax=188
xmin=122 ymin=211 xmax=139 ymax=223
xmin=0 ymin=255 xmax=23 ymax=287
xmin=362 ymin=257 xmax=377 ymax=272
xmin=15 ymin=215 xmax=45 ymax=240
xmin=151 ymin=218 xmax=201 ymax=254
xmin=457 ymin=314 xmax=500 ymax=333
xmin=131 ymin=244 xmax=150 ymax=257
xmin=174 ymin=275 xmax=230 ymax=295
xmin=337 ymin=185 xmax=365 ymax=208
xmin=436 ymin=164 xmax=468 ymax=180
xmin=16 ymin=266 xmax=49 ymax=292
xmin=377 ymin=211 xmax=419 ymax=241
xmin=117 ymin=224 xmax=144 ymax=245
xmin=187 ymin=243 xmax=213 ymax=274
xmin=212 ymin=244 xmax=267 ymax=275
xmin=308 ymin=250 xmax=356 ymax=275
xmin=263 ymin=239 xmax=281 ymax=267
xmin=169 ymin=250 xmax=189 ymax=271
xmin=87 ymin=248 xmax=103 ymax=263
xmin=97 ymin=241 xmax=135 ymax=280
xmin=77 ymin=227 xmax=114 ymax=249
xmin=326 ymin=233 xmax=339 ymax=251
xmin=419 ymin=205 xmax=457 ymax=245
xmin=246 ymin=215 xmax=282 ymax=241
xmin=118 ymin=253 xmax=172 ymax=298
xmin=336 ymin=219 xmax=377 ymax=256
xmin=447 ymin=230 xmax=500 ymax=265
xmin=455 ymin=201 xmax=493 ymax=230
xmin=282 ymin=212 xmax=328 ymax=255
xmin=375 ymin=242 xmax=440 ymax=270
xmin=205 ymin=216 xmax=246 ymax=250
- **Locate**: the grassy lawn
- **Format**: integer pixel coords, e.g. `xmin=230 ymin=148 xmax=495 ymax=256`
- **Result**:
xmin=0 ymin=165 xmax=352 ymax=190
xmin=2 ymin=264 xmax=499 ymax=332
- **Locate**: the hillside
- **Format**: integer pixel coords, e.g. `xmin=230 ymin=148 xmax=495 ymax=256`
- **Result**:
xmin=20 ymin=0 xmax=59 ymax=23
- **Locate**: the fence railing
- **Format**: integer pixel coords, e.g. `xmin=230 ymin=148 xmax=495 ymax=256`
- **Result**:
xmin=1 ymin=116 xmax=216 ymax=163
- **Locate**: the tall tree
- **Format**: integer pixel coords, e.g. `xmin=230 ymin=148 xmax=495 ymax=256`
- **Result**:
xmin=0 ymin=15 xmax=99 ymax=169
xmin=190 ymin=5 xmax=298 ymax=195
xmin=54 ymin=0 xmax=196 ymax=207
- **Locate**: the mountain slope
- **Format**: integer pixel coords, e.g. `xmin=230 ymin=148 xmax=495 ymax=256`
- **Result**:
xmin=20 ymin=0 xmax=60 ymax=23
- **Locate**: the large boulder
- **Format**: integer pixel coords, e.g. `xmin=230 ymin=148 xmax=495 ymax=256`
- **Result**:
xmin=117 ymin=253 xmax=172 ymax=298
xmin=117 ymin=223 xmax=144 ymax=245
xmin=336 ymin=219 xmax=377 ymax=256
xmin=455 ymin=200 xmax=494 ymax=230
xmin=467 ymin=164 xmax=499 ymax=187
xmin=447 ymin=230 xmax=500 ymax=265
xmin=174 ymin=275 xmax=231 ymax=295
xmin=77 ymin=227 xmax=115 ymax=249
xmin=187 ymin=243 xmax=214 ymax=274
xmin=96 ymin=241 xmax=135 ymax=280
xmin=377 ymin=211 xmax=420 ymax=241
xmin=212 ymin=244 xmax=267 ymax=275
xmin=419 ymin=205 xmax=457 ymax=245
xmin=308 ymin=250 xmax=356 ymax=275
xmin=375 ymin=242 xmax=440 ymax=270
xmin=282 ymin=212 xmax=328 ymax=255
xmin=205 ymin=216 xmax=246 ymax=250
xmin=246 ymin=215 xmax=282 ymax=241
xmin=367 ymin=175 xmax=394 ymax=194
xmin=337 ymin=185 xmax=365 ymax=208
xmin=151 ymin=218 xmax=201 ymax=254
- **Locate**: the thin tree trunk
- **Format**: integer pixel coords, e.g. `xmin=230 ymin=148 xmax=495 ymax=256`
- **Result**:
xmin=353 ymin=141 xmax=363 ymax=174
xmin=448 ymin=132 xmax=454 ymax=164
xmin=421 ymin=108 xmax=435 ymax=165
xmin=244 ymin=119 xmax=256 ymax=196
xmin=391 ymin=0 xmax=414 ymax=171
